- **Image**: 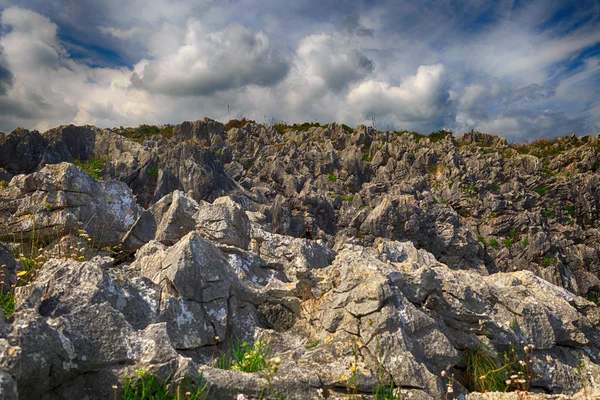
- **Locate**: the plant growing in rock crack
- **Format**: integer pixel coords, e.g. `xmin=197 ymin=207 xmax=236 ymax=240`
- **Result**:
xmin=258 ymin=356 xmax=284 ymax=400
xmin=121 ymin=368 xmax=209 ymax=400
xmin=216 ymin=340 xmax=270 ymax=373
xmin=71 ymin=158 xmax=107 ymax=180
xmin=373 ymin=335 xmax=401 ymax=400
xmin=346 ymin=339 xmax=360 ymax=399
xmin=462 ymin=342 xmax=536 ymax=396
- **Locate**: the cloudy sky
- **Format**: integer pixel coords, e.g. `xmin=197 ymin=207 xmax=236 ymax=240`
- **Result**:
xmin=0 ymin=0 xmax=599 ymax=141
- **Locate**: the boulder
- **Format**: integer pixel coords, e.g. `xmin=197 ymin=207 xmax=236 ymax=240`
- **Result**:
xmin=0 ymin=162 xmax=141 ymax=246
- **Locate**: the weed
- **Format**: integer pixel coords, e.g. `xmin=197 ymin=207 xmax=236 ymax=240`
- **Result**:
xmin=72 ymin=158 xmax=106 ymax=180
xmin=148 ymin=167 xmax=159 ymax=180
xmin=225 ymin=118 xmax=256 ymax=131
xmin=489 ymin=239 xmax=499 ymax=248
xmin=305 ymin=340 xmax=320 ymax=350
xmin=341 ymin=195 xmax=354 ymax=203
xmin=543 ymin=257 xmax=556 ymax=266
xmin=508 ymin=229 xmax=517 ymax=239
xmin=328 ymin=174 xmax=337 ymax=183
xmin=373 ymin=336 xmax=401 ymax=400
xmin=542 ymin=209 xmax=553 ymax=218
xmin=362 ymin=155 xmax=373 ymax=162
xmin=441 ymin=199 xmax=449 ymax=205
xmin=462 ymin=185 xmax=479 ymax=194
xmin=491 ymin=211 xmax=497 ymax=217
xmin=503 ymin=239 xmax=512 ymax=248
xmin=477 ymin=235 xmax=486 ymax=245
xmin=121 ymin=369 xmax=209 ymax=400
xmin=216 ymin=340 xmax=270 ymax=373
xmin=521 ymin=238 xmax=529 ymax=247
xmin=429 ymin=129 xmax=453 ymax=142
xmin=0 ymin=289 xmax=14 ymax=318
xmin=535 ymin=186 xmax=549 ymax=196
xmin=565 ymin=204 xmax=575 ymax=217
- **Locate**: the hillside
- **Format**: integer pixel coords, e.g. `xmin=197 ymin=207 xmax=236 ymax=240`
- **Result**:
xmin=0 ymin=119 xmax=599 ymax=399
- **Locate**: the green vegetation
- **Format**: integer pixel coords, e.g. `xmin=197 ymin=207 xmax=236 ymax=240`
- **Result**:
xmin=477 ymin=235 xmax=486 ymax=245
xmin=224 ymin=118 xmax=256 ymax=131
xmin=0 ymin=180 xmax=7 ymax=189
xmin=341 ymin=195 xmax=355 ymax=203
xmin=490 ymin=211 xmax=497 ymax=217
xmin=503 ymin=238 xmax=512 ymax=248
xmin=0 ymin=289 xmax=14 ymax=318
xmin=492 ymin=184 xmax=500 ymax=192
xmin=305 ymin=340 xmax=320 ymax=350
xmin=72 ymin=158 xmax=106 ymax=180
xmin=542 ymin=209 xmax=553 ymax=218
xmin=508 ymin=229 xmax=517 ymax=239
xmin=328 ymin=174 xmax=337 ymax=182
xmin=565 ymin=204 xmax=575 ymax=217
xmin=216 ymin=340 xmax=270 ymax=373
xmin=463 ymin=344 xmax=534 ymax=394
xmin=489 ymin=238 xmax=499 ymax=248
xmin=362 ymin=155 xmax=373 ymax=162
xmin=120 ymin=124 xmax=175 ymax=144
xmin=121 ymin=369 xmax=209 ymax=400
xmin=428 ymin=129 xmax=453 ymax=142
xmin=543 ymin=257 xmax=556 ymax=266
xmin=148 ymin=167 xmax=159 ymax=180
xmin=462 ymin=185 xmax=479 ymax=194
xmin=341 ymin=124 xmax=354 ymax=133
xmin=522 ymin=238 xmax=529 ymax=247
xmin=535 ymin=186 xmax=549 ymax=196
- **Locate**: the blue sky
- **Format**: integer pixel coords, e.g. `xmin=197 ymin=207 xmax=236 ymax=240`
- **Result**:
xmin=0 ymin=0 xmax=599 ymax=141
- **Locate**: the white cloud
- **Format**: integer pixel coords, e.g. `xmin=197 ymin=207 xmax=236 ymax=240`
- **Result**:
xmin=131 ymin=21 xmax=290 ymax=96
xmin=347 ymin=64 xmax=451 ymax=125
xmin=99 ymin=26 xmax=140 ymax=39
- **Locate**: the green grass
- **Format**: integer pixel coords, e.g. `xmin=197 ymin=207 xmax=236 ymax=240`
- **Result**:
xmin=0 ymin=290 xmax=15 ymax=318
xmin=489 ymin=238 xmax=499 ymax=248
xmin=543 ymin=257 xmax=556 ymax=266
xmin=341 ymin=124 xmax=354 ymax=133
xmin=565 ymin=204 xmax=575 ymax=217
xmin=522 ymin=238 xmax=529 ymax=247
xmin=477 ymin=235 xmax=486 ymax=245
xmin=122 ymin=369 xmax=209 ymax=400
xmin=508 ymin=229 xmax=517 ymax=239
xmin=465 ymin=347 xmax=511 ymax=393
xmin=503 ymin=239 xmax=512 ymax=248
xmin=462 ymin=185 xmax=479 ymax=194
xmin=428 ymin=129 xmax=453 ymax=142
xmin=72 ymin=158 xmax=106 ymax=180
xmin=305 ymin=340 xmax=320 ymax=350
xmin=148 ymin=167 xmax=159 ymax=180
xmin=535 ymin=186 xmax=549 ymax=196
xmin=362 ymin=155 xmax=373 ymax=162
xmin=120 ymin=124 xmax=175 ymax=143
xmin=216 ymin=340 xmax=270 ymax=373
xmin=328 ymin=174 xmax=337 ymax=183
xmin=225 ymin=118 xmax=256 ymax=131
xmin=542 ymin=209 xmax=553 ymax=218
xmin=341 ymin=195 xmax=354 ymax=203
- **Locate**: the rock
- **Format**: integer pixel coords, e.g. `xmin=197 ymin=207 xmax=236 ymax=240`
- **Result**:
xmin=0 ymin=243 xmax=16 ymax=294
xmin=0 ymin=372 xmax=18 ymax=400
xmin=0 ymin=162 xmax=141 ymax=246
xmin=123 ymin=190 xmax=200 ymax=250
xmin=195 ymin=196 xmax=252 ymax=249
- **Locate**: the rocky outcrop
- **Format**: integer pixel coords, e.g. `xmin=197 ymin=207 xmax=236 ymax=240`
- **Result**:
xmin=0 ymin=163 xmax=141 ymax=246
xmin=0 ymin=120 xmax=600 ymax=399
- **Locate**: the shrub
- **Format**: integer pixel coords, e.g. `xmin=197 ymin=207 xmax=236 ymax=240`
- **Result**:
xmin=341 ymin=124 xmax=354 ymax=133
xmin=503 ymin=238 xmax=512 ymax=248
xmin=522 ymin=238 xmax=529 ymax=247
xmin=477 ymin=235 xmax=486 ymax=245
xmin=535 ymin=186 xmax=549 ymax=196
xmin=462 ymin=185 xmax=479 ymax=194
xmin=120 ymin=124 xmax=175 ymax=143
xmin=328 ymin=174 xmax=337 ymax=182
xmin=225 ymin=118 xmax=256 ymax=131
xmin=341 ymin=195 xmax=354 ymax=203
xmin=489 ymin=238 xmax=499 ymax=248
xmin=428 ymin=129 xmax=453 ymax=142
xmin=216 ymin=340 xmax=270 ymax=373
xmin=508 ymin=229 xmax=517 ymax=239
xmin=362 ymin=155 xmax=373 ymax=162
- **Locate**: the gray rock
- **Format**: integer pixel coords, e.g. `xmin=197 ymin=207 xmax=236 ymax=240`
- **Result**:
xmin=195 ymin=196 xmax=251 ymax=249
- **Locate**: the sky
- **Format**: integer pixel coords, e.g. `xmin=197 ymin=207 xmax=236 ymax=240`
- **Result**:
xmin=0 ymin=0 xmax=599 ymax=141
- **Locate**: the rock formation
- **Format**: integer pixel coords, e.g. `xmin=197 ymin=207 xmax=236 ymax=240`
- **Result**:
xmin=0 ymin=120 xmax=598 ymax=399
